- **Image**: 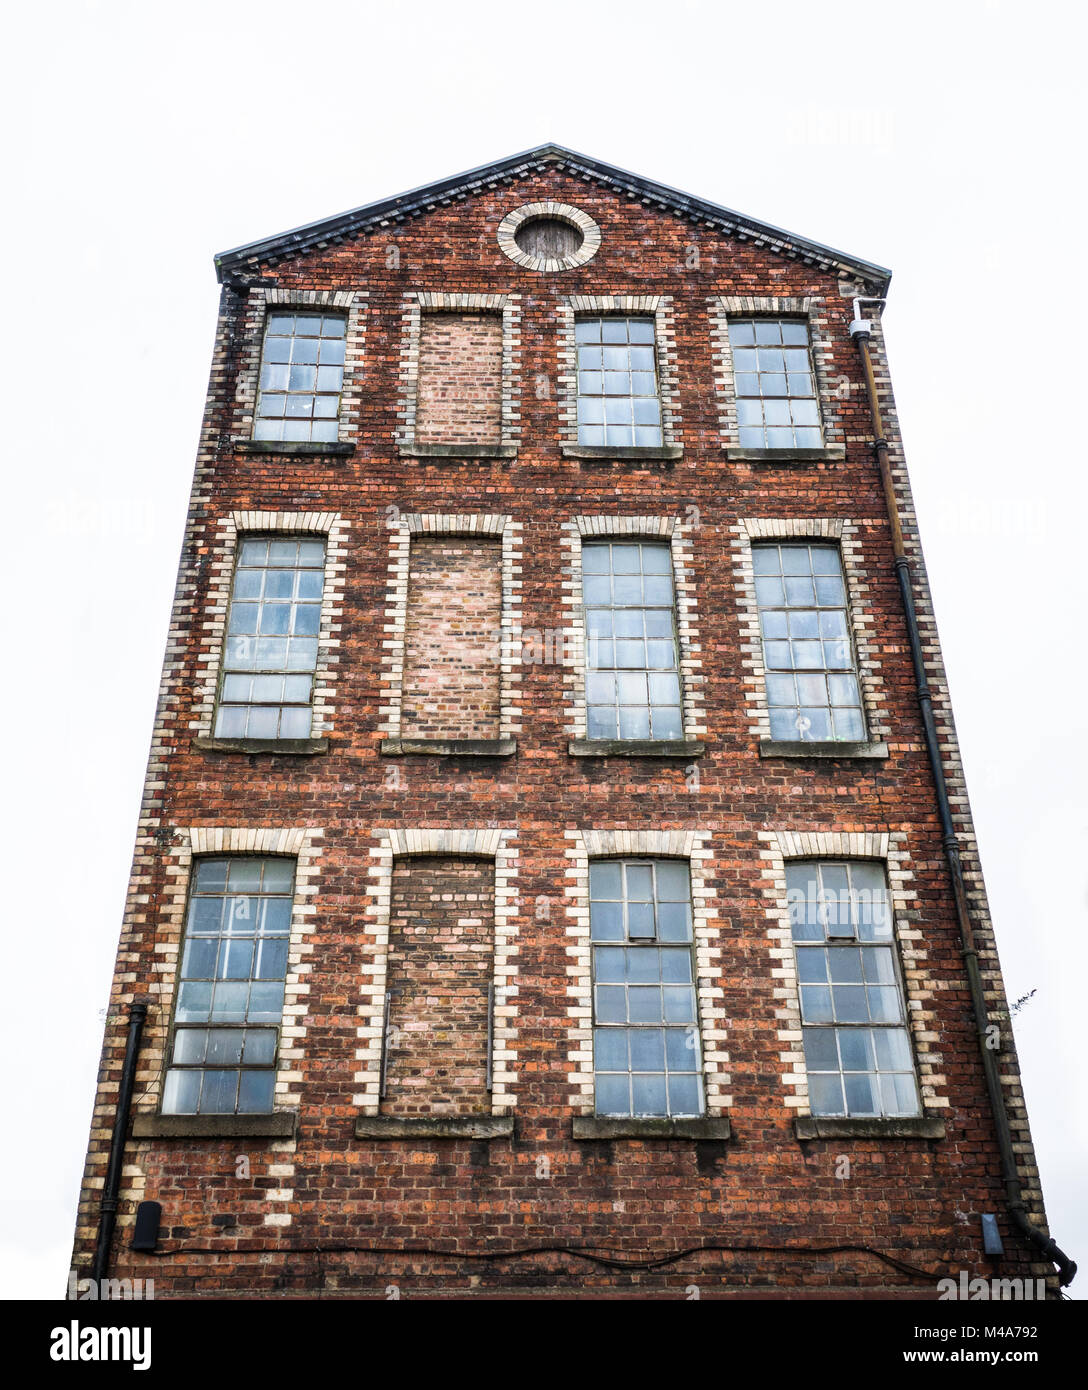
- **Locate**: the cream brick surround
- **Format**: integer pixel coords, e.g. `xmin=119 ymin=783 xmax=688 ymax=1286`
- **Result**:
xmin=496 ymin=201 xmax=602 ymax=272
xmin=710 ymin=295 xmax=843 ymax=449
xmin=128 ymin=826 xmax=324 ymax=1229
xmin=557 ymin=294 xmax=682 ymax=449
xmin=135 ymin=826 xmax=325 ymax=1115
xmin=562 ymin=829 xmax=729 ymax=1115
xmin=377 ymin=512 xmax=524 ymax=739
xmin=233 ymin=287 xmax=368 ymax=445
xmin=559 ymin=514 xmax=706 ymax=740
xmin=730 ymin=516 xmax=889 ymax=742
xmin=356 ymin=828 xmax=520 ymax=1115
xmin=395 ymin=291 xmax=522 ymax=453
xmin=755 ymin=828 xmax=949 ymax=1117
xmin=192 ymin=511 xmax=350 ymax=739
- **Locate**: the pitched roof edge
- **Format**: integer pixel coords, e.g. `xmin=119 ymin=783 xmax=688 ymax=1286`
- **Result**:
xmin=214 ymin=143 xmax=891 ymax=293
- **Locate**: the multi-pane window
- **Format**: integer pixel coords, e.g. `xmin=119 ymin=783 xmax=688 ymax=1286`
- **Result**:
xmin=163 ymin=857 xmax=294 ymax=1116
xmin=254 ymin=313 xmax=346 ymax=443
xmin=590 ymin=859 xmax=704 ymax=1118
xmin=215 ymin=536 xmax=325 ymax=741
xmin=729 ymin=318 xmax=821 ymax=448
xmin=788 ymin=860 xmax=920 ymax=1119
xmin=576 ymin=317 xmax=663 ymax=447
xmin=753 ymin=542 xmax=865 ymax=742
xmin=583 ymin=541 xmax=683 ymax=741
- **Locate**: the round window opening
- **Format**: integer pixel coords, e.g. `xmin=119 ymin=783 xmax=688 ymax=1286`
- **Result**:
xmin=514 ymin=216 xmax=584 ymax=260
xmin=497 ymin=202 xmax=601 ymax=271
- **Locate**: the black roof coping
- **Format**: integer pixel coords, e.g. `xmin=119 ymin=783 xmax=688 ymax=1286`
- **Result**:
xmin=214 ymin=143 xmax=891 ymax=293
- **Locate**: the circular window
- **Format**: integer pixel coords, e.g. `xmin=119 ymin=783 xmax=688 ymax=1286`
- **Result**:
xmin=497 ymin=202 xmax=601 ymax=272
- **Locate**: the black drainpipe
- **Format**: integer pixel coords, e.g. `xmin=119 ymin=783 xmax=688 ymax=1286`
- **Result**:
xmin=850 ymin=307 xmax=1076 ymax=1288
xmin=91 ymin=1001 xmax=149 ymax=1285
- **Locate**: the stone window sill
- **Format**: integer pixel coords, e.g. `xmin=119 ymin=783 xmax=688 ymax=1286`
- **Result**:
xmin=192 ymin=736 xmax=329 ymax=756
xmin=561 ymin=444 xmax=683 ymax=462
xmin=380 ymin=737 xmax=516 ymax=757
xmin=569 ymin=738 xmax=704 ymax=759
xmin=233 ymin=439 xmax=354 ymax=457
xmin=759 ymin=739 xmax=888 ymax=760
xmin=793 ymin=1116 xmax=945 ymax=1141
xmin=723 ymin=445 xmax=845 ymax=464
xmin=132 ymin=1111 xmax=298 ymax=1139
xmin=354 ymin=1116 xmax=514 ymax=1140
xmin=399 ymin=443 xmax=518 ymax=461
xmin=573 ymin=1116 xmax=732 ymax=1141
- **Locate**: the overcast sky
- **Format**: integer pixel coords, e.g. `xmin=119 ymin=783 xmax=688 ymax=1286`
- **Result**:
xmin=2 ymin=0 xmax=1083 ymax=1300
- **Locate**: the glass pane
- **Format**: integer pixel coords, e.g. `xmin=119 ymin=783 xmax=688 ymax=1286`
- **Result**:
xmin=172 ymin=1029 xmax=207 ymax=1064
xmin=589 ymin=902 xmax=623 ymax=942
xmin=667 ymin=1029 xmax=700 ymax=1071
xmin=590 ymin=861 xmax=623 ymax=899
xmin=837 ymin=1028 xmax=874 ymax=1071
xmin=242 ymin=1029 xmax=277 ymax=1065
xmin=802 ymin=1027 xmax=838 ymax=1072
xmin=668 ymin=1074 xmax=702 ymax=1116
xmin=594 ymin=1028 xmax=628 ymax=1071
xmin=629 ymin=1029 xmax=665 ymax=1070
xmin=844 ymin=1072 xmax=879 ymax=1116
xmin=596 ymin=986 xmax=626 ymax=1023
xmin=628 ymin=988 xmax=662 ymax=1023
xmin=162 ymin=1069 xmax=200 ymax=1115
xmin=655 ymin=956 xmax=689 ymax=989
xmin=874 ymin=1028 xmax=913 ymax=1071
xmin=248 ymin=982 xmax=285 ymax=1022
xmin=663 ymin=986 xmax=695 ymax=1023
xmin=595 ymin=1074 xmax=630 ymax=1116
xmin=631 ymin=1074 xmax=667 ymax=1115
xmin=801 ymin=985 xmax=833 ymax=1023
xmin=200 ymin=1069 xmax=238 ymax=1115
xmin=237 ymin=1070 xmax=275 ymax=1114
xmin=656 ymin=901 xmax=692 ymax=942
xmin=625 ymin=865 xmax=653 ymax=900
xmin=594 ymin=946 xmax=626 ymax=983
xmin=206 ymin=1028 xmax=244 ymax=1065
xmin=809 ymin=1073 xmax=845 ymax=1116
xmin=654 ymin=861 xmax=689 ymax=900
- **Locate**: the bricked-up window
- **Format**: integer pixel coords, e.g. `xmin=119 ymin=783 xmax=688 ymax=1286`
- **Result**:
xmin=383 ymin=857 xmax=495 ymax=1116
xmin=590 ymin=859 xmax=704 ymax=1118
xmin=163 ymin=857 xmax=293 ymax=1115
xmin=754 ymin=542 xmax=865 ymax=742
xmin=583 ymin=540 xmax=683 ymax=740
xmin=416 ymin=312 xmax=503 ymax=448
xmin=729 ymin=319 xmax=822 ymax=448
xmin=576 ymin=317 xmax=663 ymax=447
xmin=215 ymin=536 xmax=325 ymax=740
xmin=401 ymin=536 xmax=502 ymax=741
xmin=254 ymin=313 xmax=346 ymax=442
xmin=788 ymin=860 xmax=921 ymax=1118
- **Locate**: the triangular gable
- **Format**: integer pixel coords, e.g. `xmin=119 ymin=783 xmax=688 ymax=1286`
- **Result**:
xmin=215 ymin=143 xmax=891 ymax=293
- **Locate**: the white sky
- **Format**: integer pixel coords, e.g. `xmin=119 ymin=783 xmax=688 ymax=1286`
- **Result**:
xmin=1 ymin=0 xmax=1084 ymax=1300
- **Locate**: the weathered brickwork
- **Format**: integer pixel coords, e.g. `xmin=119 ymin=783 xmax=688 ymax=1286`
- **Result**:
xmin=382 ymin=857 xmax=495 ymax=1116
xmin=71 ymin=148 xmax=1055 ymax=1299
xmin=416 ymin=312 xmax=504 ymax=446
xmin=401 ymin=536 xmax=503 ymax=741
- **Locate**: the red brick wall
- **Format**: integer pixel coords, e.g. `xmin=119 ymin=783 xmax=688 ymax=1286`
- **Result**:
xmin=400 ymin=536 xmax=501 ymax=741
xmin=382 ymin=857 xmax=493 ymax=1116
xmin=416 ymin=311 xmax=502 ymax=446
xmin=70 ymin=162 xmax=1053 ymax=1299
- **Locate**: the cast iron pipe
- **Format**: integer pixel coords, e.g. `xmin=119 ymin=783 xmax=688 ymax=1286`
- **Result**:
xmin=850 ymin=309 xmax=1076 ymax=1288
xmin=91 ymin=1001 xmax=148 ymax=1285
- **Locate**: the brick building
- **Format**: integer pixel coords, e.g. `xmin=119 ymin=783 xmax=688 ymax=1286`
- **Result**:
xmin=70 ymin=145 xmax=1073 ymax=1299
